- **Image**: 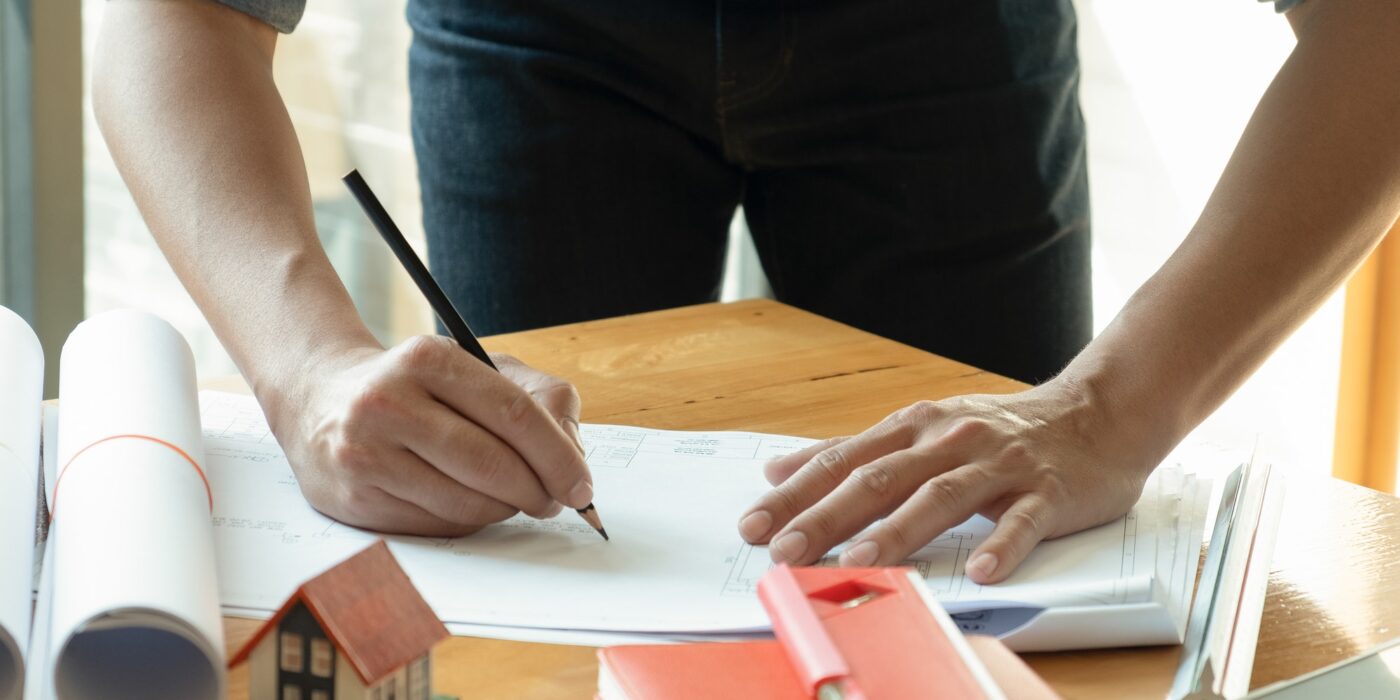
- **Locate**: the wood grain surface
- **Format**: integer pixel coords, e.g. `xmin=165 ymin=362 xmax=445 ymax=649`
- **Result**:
xmin=219 ymin=299 xmax=1400 ymax=699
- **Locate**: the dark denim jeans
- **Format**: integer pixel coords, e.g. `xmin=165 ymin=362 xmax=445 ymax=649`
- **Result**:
xmin=407 ymin=0 xmax=1090 ymax=384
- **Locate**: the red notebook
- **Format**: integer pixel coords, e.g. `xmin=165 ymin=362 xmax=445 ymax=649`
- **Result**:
xmin=596 ymin=565 xmax=1062 ymax=700
xmin=598 ymin=639 xmax=808 ymax=700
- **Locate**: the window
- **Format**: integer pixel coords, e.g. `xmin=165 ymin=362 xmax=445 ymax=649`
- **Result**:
xmin=310 ymin=638 xmax=334 ymax=678
xmin=279 ymin=632 xmax=304 ymax=672
xmin=81 ymin=0 xmax=431 ymax=381
xmin=1078 ymin=7 xmax=1338 ymax=481
xmin=311 ymin=692 xmax=329 ymax=700
xmin=281 ymin=686 xmax=301 ymax=700
xmin=408 ymin=656 xmax=429 ymax=699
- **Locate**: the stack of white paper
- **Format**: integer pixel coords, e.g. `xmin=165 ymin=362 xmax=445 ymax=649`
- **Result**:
xmin=193 ymin=390 xmax=1209 ymax=652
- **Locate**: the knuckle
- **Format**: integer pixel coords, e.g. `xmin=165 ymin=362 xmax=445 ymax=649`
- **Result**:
xmin=452 ymin=496 xmax=517 ymax=526
xmin=813 ymin=436 xmax=850 ymax=452
xmin=534 ymin=379 xmax=580 ymax=407
xmin=915 ymin=477 xmax=964 ymax=511
xmin=443 ymin=494 xmax=482 ymax=524
xmin=881 ymin=518 xmax=917 ymax=552
xmin=809 ymin=448 xmax=850 ymax=485
xmin=895 ymin=400 xmax=941 ymax=423
xmin=491 ymin=352 xmax=521 ymax=368
xmin=468 ymin=446 xmax=511 ymax=486
xmin=1003 ymin=507 xmax=1045 ymax=539
xmin=1039 ymin=473 xmax=1071 ymax=502
xmin=328 ymin=438 xmax=375 ymax=473
xmin=940 ymin=417 xmax=992 ymax=446
xmin=346 ymin=382 xmax=396 ymax=422
xmin=767 ymin=486 xmax=804 ymax=520
xmin=334 ymin=484 xmax=380 ymax=524
xmin=995 ymin=440 xmax=1033 ymax=467
xmin=399 ymin=334 xmax=446 ymax=368
xmin=500 ymin=390 xmax=535 ymax=437
xmin=800 ymin=505 xmax=841 ymax=540
xmin=848 ymin=464 xmax=897 ymax=499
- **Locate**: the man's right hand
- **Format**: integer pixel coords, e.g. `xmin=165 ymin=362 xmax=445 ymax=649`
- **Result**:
xmin=265 ymin=335 xmax=595 ymax=536
xmin=93 ymin=0 xmax=595 ymax=537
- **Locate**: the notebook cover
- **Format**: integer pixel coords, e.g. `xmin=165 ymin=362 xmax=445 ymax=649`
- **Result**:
xmin=598 ymin=635 xmax=1061 ymax=699
xmin=597 ymin=640 xmax=808 ymax=700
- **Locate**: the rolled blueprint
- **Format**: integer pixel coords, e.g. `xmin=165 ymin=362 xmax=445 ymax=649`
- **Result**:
xmin=0 ymin=307 xmax=43 ymax=700
xmin=49 ymin=311 xmax=224 ymax=699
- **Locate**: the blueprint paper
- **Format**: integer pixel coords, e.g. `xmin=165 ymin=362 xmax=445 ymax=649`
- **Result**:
xmin=202 ymin=391 xmax=1207 ymax=649
xmin=22 ymin=537 xmax=55 ymax=700
xmin=46 ymin=312 xmax=225 ymax=699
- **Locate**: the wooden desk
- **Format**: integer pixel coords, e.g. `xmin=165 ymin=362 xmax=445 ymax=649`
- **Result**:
xmin=221 ymin=299 xmax=1400 ymax=699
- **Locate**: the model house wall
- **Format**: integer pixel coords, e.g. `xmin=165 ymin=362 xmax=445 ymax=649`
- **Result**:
xmin=230 ymin=541 xmax=447 ymax=700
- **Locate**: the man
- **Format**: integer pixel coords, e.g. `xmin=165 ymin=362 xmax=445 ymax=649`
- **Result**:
xmin=94 ymin=0 xmax=1400 ymax=584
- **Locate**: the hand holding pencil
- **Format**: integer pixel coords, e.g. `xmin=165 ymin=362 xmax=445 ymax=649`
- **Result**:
xmin=247 ymin=172 xmax=605 ymax=540
xmin=267 ymin=329 xmax=600 ymax=539
xmin=342 ymin=169 xmax=608 ymax=540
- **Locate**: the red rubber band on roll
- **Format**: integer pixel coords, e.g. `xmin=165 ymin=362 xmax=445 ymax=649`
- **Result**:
xmin=49 ymin=434 xmax=212 ymax=522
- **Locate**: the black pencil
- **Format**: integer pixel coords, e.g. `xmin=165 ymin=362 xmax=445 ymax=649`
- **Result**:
xmin=343 ymin=169 xmax=608 ymax=541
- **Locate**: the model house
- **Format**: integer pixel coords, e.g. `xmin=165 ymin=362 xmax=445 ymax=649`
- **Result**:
xmin=229 ymin=540 xmax=449 ymax=700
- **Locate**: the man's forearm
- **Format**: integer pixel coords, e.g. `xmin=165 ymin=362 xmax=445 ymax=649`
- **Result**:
xmin=1061 ymin=0 xmax=1400 ymax=465
xmin=93 ymin=0 xmax=377 ymax=411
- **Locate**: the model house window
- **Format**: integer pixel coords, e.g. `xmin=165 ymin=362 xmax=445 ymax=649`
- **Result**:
xmin=382 ymin=679 xmax=398 ymax=700
xmin=311 ymin=691 xmax=329 ymax=700
xmin=310 ymin=638 xmax=334 ymax=678
xmin=408 ymin=656 xmax=429 ymax=699
xmin=280 ymin=632 xmax=304 ymax=672
xmin=281 ymin=686 xmax=301 ymax=700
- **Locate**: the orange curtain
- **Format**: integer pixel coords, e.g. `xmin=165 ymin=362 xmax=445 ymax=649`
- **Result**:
xmin=1334 ymin=220 xmax=1400 ymax=492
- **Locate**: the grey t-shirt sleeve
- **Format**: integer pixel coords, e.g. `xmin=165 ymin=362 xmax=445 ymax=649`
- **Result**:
xmin=213 ymin=0 xmax=306 ymax=33
xmin=1263 ymin=0 xmax=1307 ymax=13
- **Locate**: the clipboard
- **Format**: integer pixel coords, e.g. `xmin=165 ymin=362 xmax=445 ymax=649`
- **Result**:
xmin=1169 ymin=449 xmax=1286 ymax=699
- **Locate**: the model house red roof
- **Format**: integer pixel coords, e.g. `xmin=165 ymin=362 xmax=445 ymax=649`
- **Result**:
xmin=229 ymin=540 xmax=450 ymax=685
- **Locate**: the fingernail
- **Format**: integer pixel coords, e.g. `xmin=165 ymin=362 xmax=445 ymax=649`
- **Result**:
xmin=968 ymin=552 xmax=999 ymax=581
xmin=842 ymin=540 xmax=880 ymax=567
xmin=771 ymin=531 xmax=808 ymax=563
xmin=568 ymin=479 xmax=594 ymax=508
xmin=739 ymin=511 xmax=772 ymax=541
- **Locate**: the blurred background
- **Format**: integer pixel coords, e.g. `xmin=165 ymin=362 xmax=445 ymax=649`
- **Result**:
xmin=3 ymin=0 xmax=1390 ymax=489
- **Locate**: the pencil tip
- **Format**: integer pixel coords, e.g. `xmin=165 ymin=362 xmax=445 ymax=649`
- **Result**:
xmin=599 ymin=528 xmax=610 ymax=541
xmin=576 ymin=502 xmax=608 ymax=539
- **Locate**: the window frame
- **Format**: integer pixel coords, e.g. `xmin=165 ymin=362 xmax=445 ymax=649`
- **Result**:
xmin=408 ymin=655 xmax=429 ymax=700
xmin=279 ymin=631 xmax=306 ymax=673
xmin=309 ymin=637 xmax=334 ymax=678
xmin=0 ymin=0 xmax=84 ymax=398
